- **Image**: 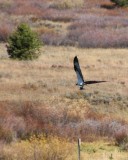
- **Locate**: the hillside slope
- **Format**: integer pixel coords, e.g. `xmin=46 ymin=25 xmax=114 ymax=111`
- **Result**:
xmin=0 ymin=0 xmax=128 ymax=47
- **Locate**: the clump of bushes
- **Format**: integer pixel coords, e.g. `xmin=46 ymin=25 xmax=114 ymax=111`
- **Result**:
xmin=110 ymin=0 xmax=128 ymax=7
xmin=1 ymin=135 xmax=74 ymax=160
xmin=115 ymin=130 xmax=128 ymax=151
xmin=6 ymin=23 xmax=41 ymax=60
xmin=0 ymin=126 xmax=13 ymax=143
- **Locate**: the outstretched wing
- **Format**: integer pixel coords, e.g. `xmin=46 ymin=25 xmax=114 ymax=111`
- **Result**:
xmin=74 ymin=56 xmax=84 ymax=85
xmin=85 ymin=80 xmax=106 ymax=85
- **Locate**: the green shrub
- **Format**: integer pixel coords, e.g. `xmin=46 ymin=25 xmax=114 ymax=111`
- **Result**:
xmin=7 ymin=23 xmax=41 ymax=60
xmin=110 ymin=0 xmax=128 ymax=7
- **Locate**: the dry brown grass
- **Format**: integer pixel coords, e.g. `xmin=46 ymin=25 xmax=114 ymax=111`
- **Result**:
xmin=80 ymin=141 xmax=128 ymax=160
xmin=0 ymin=0 xmax=128 ymax=158
xmin=0 ymin=44 xmax=128 ymax=121
xmin=0 ymin=44 xmax=127 ymax=99
xmin=0 ymin=135 xmax=75 ymax=160
xmin=0 ymin=44 xmax=128 ymax=159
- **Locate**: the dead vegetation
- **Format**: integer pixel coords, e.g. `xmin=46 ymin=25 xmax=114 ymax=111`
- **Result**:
xmin=0 ymin=0 xmax=128 ymax=159
xmin=0 ymin=45 xmax=128 ymax=159
xmin=0 ymin=45 xmax=128 ymax=143
xmin=0 ymin=0 xmax=128 ymax=47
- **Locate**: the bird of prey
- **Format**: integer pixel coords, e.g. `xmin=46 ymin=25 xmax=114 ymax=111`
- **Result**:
xmin=74 ymin=56 xmax=106 ymax=90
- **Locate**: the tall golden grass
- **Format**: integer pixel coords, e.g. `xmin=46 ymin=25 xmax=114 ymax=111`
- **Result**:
xmin=1 ymin=135 xmax=75 ymax=160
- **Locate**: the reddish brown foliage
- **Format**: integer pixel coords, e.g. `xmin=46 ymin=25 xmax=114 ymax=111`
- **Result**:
xmin=67 ymin=14 xmax=128 ymax=48
xmin=0 ymin=23 xmax=13 ymax=42
xmin=0 ymin=101 xmax=128 ymax=143
xmin=115 ymin=129 xmax=128 ymax=145
xmin=0 ymin=0 xmax=127 ymax=47
xmin=40 ymin=9 xmax=74 ymax=22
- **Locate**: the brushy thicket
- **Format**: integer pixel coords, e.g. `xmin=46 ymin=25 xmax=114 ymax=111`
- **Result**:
xmin=0 ymin=0 xmax=128 ymax=48
xmin=66 ymin=15 xmax=128 ymax=48
xmin=6 ymin=23 xmax=41 ymax=60
xmin=115 ymin=131 xmax=128 ymax=151
xmin=0 ymin=135 xmax=74 ymax=160
xmin=0 ymin=101 xmax=128 ymax=151
xmin=111 ymin=0 xmax=128 ymax=6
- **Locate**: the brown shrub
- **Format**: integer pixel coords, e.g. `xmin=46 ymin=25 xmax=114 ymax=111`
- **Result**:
xmin=0 ymin=102 xmax=26 ymax=142
xmin=0 ymin=1 xmax=13 ymax=13
xmin=1 ymin=135 xmax=74 ymax=160
xmin=0 ymin=23 xmax=13 ymax=42
xmin=40 ymin=32 xmax=65 ymax=45
xmin=50 ymin=0 xmax=84 ymax=9
xmin=115 ymin=130 xmax=128 ymax=144
xmin=7 ymin=0 xmax=42 ymax=15
xmin=41 ymin=8 xmax=75 ymax=22
xmin=0 ymin=101 xmax=128 ymax=143
xmin=66 ymin=14 xmax=128 ymax=48
xmin=11 ymin=5 xmax=41 ymax=15
xmin=78 ymin=28 xmax=128 ymax=48
xmin=11 ymin=101 xmax=61 ymax=138
xmin=115 ymin=129 xmax=128 ymax=150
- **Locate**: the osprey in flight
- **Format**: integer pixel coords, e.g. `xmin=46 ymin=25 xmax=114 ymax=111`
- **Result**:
xmin=74 ymin=56 xmax=106 ymax=90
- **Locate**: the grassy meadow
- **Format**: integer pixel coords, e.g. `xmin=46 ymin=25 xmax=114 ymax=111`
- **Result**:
xmin=0 ymin=44 xmax=128 ymax=159
xmin=0 ymin=0 xmax=128 ymax=159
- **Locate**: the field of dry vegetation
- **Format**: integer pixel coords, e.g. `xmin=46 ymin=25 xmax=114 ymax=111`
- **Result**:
xmin=0 ymin=0 xmax=128 ymax=160
xmin=0 ymin=0 xmax=128 ymax=47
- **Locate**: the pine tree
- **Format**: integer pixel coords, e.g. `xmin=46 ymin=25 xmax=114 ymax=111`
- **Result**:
xmin=7 ymin=23 xmax=41 ymax=60
xmin=111 ymin=0 xmax=128 ymax=7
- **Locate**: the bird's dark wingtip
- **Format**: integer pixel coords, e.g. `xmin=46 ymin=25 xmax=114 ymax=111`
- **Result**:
xmin=84 ymin=81 xmax=107 ymax=85
xmin=74 ymin=56 xmax=78 ymax=62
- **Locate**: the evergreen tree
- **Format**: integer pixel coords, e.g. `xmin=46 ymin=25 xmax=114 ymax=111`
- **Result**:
xmin=111 ymin=0 xmax=128 ymax=7
xmin=7 ymin=23 xmax=41 ymax=60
